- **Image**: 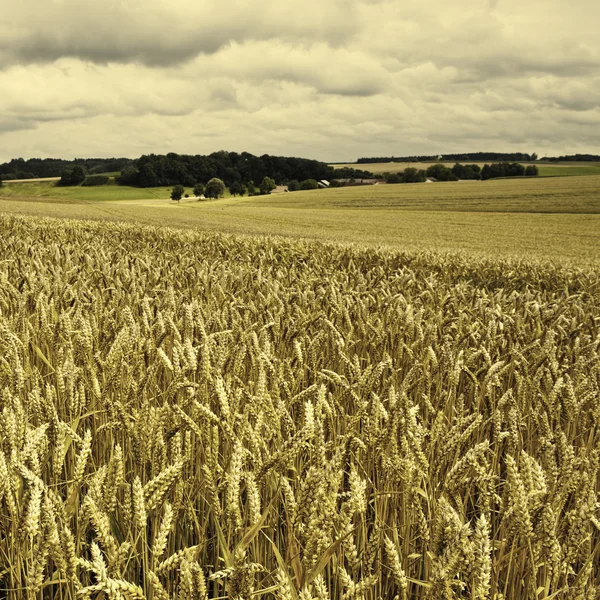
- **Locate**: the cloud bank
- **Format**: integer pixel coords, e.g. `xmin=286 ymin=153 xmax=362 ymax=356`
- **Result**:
xmin=1 ymin=0 xmax=599 ymax=161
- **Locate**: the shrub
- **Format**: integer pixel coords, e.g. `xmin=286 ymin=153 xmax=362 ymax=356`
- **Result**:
xmin=259 ymin=177 xmax=276 ymax=195
xmin=193 ymin=184 xmax=205 ymax=198
xmin=171 ymin=185 xmax=185 ymax=201
xmin=525 ymin=165 xmax=539 ymax=176
xmin=299 ymin=179 xmax=319 ymax=190
xmin=82 ymin=175 xmax=110 ymax=187
xmin=58 ymin=165 xmax=87 ymax=186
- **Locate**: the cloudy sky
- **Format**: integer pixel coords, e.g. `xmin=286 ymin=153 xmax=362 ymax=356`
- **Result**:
xmin=1 ymin=0 xmax=599 ymax=162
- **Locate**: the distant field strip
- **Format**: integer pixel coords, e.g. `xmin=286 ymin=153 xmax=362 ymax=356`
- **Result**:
xmin=2 ymin=175 xmax=599 ymax=213
xmin=1 ymin=176 xmax=600 ymax=265
xmin=0 ymin=181 xmax=198 ymax=201
xmin=332 ymin=162 xmax=600 ymax=177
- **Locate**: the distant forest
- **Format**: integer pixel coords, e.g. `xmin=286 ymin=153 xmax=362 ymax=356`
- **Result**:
xmin=117 ymin=152 xmax=372 ymax=188
xmin=2 ymin=151 xmax=598 ymax=185
xmin=357 ymin=152 xmax=600 ymax=164
xmin=542 ymin=154 xmax=600 ymax=162
xmin=357 ymin=152 xmax=539 ymax=163
xmin=0 ymin=152 xmax=372 ymax=186
xmin=0 ymin=157 xmax=131 ymax=180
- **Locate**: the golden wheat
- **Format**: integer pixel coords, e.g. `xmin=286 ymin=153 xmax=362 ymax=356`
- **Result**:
xmin=0 ymin=213 xmax=598 ymax=599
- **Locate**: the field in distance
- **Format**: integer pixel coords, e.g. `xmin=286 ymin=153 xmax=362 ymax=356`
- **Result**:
xmin=332 ymin=161 xmax=600 ymax=177
xmin=1 ymin=175 xmax=599 ymax=265
xmin=0 ymin=179 xmax=202 ymax=201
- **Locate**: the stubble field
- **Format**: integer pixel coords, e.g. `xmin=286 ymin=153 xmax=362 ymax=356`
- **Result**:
xmin=0 ymin=175 xmax=599 ymax=599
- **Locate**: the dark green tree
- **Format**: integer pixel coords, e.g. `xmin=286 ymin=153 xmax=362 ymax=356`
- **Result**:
xmin=385 ymin=173 xmax=401 ymax=184
xmin=205 ymin=178 xmax=226 ymax=199
xmin=451 ymin=163 xmax=481 ymax=180
xmin=402 ymin=167 xmax=426 ymax=183
xmin=287 ymin=179 xmax=299 ymax=191
xmin=259 ymin=176 xmax=276 ymax=195
xmin=58 ymin=165 xmax=86 ymax=186
xmin=299 ymin=179 xmax=319 ymax=190
xmin=525 ymin=165 xmax=539 ymax=176
xmin=139 ymin=164 xmax=158 ymax=187
xmin=193 ymin=183 xmax=205 ymax=198
xmin=426 ymin=164 xmax=454 ymax=181
xmin=171 ymin=185 xmax=185 ymax=201
xmin=229 ymin=181 xmax=247 ymax=196
xmin=116 ymin=166 xmax=140 ymax=186
xmin=70 ymin=165 xmax=87 ymax=184
xmin=58 ymin=169 xmax=72 ymax=186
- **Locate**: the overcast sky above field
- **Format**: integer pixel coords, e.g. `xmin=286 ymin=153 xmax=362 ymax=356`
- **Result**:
xmin=1 ymin=0 xmax=599 ymax=162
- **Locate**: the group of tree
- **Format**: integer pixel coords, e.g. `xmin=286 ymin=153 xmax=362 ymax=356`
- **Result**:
xmin=481 ymin=162 xmax=538 ymax=179
xmin=58 ymin=165 xmax=88 ymax=186
xmin=0 ymin=157 xmax=131 ymax=180
xmin=116 ymin=151 xmax=369 ymax=189
xmin=542 ymin=154 xmax=600 ymax=162
xmin=287 ymin=179 xmax=321 ymax=191
xmin=171 ymin=178 xmax=228 ymax=201
xmin=0 ymin=152 xmax=370 ymax=186
xmin=383 ymin=168 xmax=428 ymax=184
xmin=172 ymin=175 xmax=283 ymax=202
xmin=357 ymin=152 xmax=539 ymax=163
xmin=380 ymin=162 xmax=539 ymax=184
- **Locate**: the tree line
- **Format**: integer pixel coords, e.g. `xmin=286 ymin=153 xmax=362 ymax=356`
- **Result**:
xmin=116 ymin=152 xmax=371 ymax=188
xmin=358 ymin=152 xmax=539 ymax=164
xmin=0 ymin=157 xmax=131 ymax=180
xmin=542 ymin=154 xmax=600 ymax=162
xmin=382 ymin=162 xmax=539 ymax=183
xmin=0 ymin=152 xmax=372 ymax=186
xmin=169 ymin=176 xmax=279 ymax=201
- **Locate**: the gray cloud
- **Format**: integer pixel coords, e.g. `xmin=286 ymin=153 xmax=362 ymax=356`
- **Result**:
xmin=0 ymin=0 xmax=360 ymax=68
xmin=0 ymin=117 xmax=37 ymax=134
xmin=1 ymin=0 xmax=599 ymax=162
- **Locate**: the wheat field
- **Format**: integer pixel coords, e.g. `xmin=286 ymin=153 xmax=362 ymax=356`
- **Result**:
xmin=0 ymin=213 xmax=599 ymax=599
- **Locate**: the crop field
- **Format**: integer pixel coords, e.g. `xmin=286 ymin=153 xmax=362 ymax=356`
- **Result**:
xmin=0 ymin=173 xmax=599 ymax=599
xmin=0 ymin=213 xmax=599 ymax=600
xmin=332 ymin=162 xmax=490 ymax=174
xmin=1 ymin=176 xmax=600 ymax=265
xmin=536 ymin=165 xmax=600 ymax=178
xmin=332 ymin=162 xmax=600 ymax=178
